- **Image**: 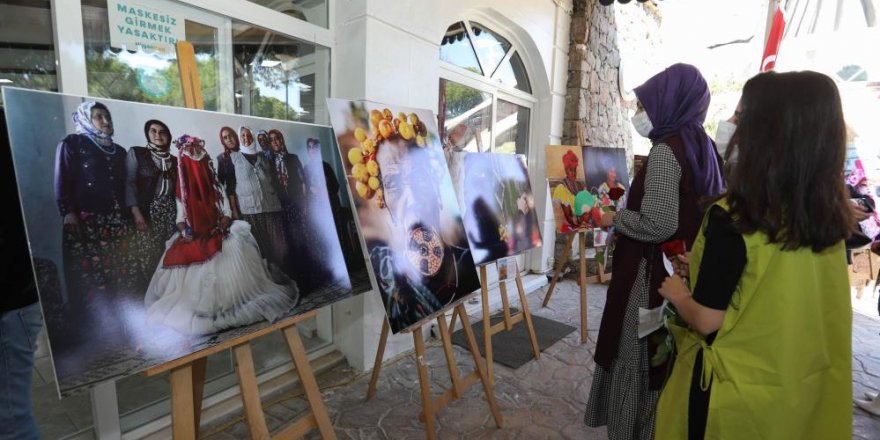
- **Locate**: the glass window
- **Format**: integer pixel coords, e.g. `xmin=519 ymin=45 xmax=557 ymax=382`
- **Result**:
xmin=469 ymin=22 xmax=511 ymax=76
xmin=243 ymin=0 xmax=328 ymax=29
xmin=0 ymin=0 xmax=57 ymax=107
xmin=493 ymin=52 xmax=531 ymax=93
xmin=439 ymin=78 xmax=492 ymax=153
xmin=232 ymin=22 xmax=328 ymax=123
xmin=82 ymin=0 xmax=225 ymax=111
xmin=439 ymin=22 xmax=482 ymax=75
xmin=494 ymin=99 xmax=530 ymax=154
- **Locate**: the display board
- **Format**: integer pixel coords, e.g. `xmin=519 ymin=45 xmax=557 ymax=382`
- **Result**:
xmin=545 ymin=145 xmax=588 ymax=233
xmin=2 ymin=87 xmax=359 ymax=396
xmin=448 ymin=152 xmax=542 ymax=265
xmin=327 ymin=98 xmax=481 ymax=334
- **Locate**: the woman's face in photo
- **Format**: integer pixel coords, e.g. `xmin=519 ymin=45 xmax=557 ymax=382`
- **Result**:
xmin=606 ymin=167 xmax=617 ymax=184
xmin=240 ymin=128 xmax=254 ymax=147
xmin=257 ymin=134 xmax=269 ymax=149
xmin=269 ymin=132 xmax=284 ymax=152
xmin=221 ymin=128 xmax=239 ymax=151
xmin=307 ymin=142 xmax=321 ymax=160
xmin=148 ymin=123 xmax=171 ymax=148
xmin=90 ymin=108 xmax=113 ymax=135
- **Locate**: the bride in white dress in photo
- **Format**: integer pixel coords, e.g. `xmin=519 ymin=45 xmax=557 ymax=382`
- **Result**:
xmin=144 ymin=134 xmax=298 ymax=335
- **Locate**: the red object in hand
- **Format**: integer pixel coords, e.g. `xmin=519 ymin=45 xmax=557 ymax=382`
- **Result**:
xmin=609 ymin=187 xmax=625 ymax=201
xmin=660 ymin=239 xmax=686 ymax=258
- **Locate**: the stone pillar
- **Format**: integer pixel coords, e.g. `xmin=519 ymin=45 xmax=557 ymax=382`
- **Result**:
xmin=563 ymin=0 xmax=632 ymax=151
xmin=556 ymin=0 xmax=659 ymax=277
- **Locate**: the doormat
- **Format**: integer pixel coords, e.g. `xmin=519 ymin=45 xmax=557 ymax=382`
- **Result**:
xmin=450 ymin=312 xmax=576 ymax=369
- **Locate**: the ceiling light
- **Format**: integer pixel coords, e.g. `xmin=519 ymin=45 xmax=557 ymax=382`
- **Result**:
xmin=0 ymin=79 xmax=12 ymax=84
xmin=261 ymin=60 xmax=281 ymax=67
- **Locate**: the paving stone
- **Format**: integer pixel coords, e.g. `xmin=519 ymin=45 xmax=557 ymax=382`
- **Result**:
xmin=198 ymin=280 xmax=880 ymax=440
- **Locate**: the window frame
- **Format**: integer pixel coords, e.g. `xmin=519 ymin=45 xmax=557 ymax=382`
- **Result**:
xmin=439 ymin=21 xmax=535 ymax=154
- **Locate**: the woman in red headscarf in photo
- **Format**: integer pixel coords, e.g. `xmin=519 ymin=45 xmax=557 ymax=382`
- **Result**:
xmin=552 ymin=149 xmax=587 ymax=232
xmin=144 ymin=135 xmax=299 ymax=336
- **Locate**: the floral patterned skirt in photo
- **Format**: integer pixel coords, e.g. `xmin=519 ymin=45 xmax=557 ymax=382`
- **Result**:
xmin=61 ymin=208 xmax=137 ymax=311
xmin=129 ymin=195 xmax=178 ymax=293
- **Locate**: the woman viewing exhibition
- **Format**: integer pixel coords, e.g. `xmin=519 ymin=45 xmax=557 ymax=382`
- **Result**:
xmin=655 ymin=70 xmax=853 ymax=439
xmin=584 ymin=63 xmax=723 ymax=440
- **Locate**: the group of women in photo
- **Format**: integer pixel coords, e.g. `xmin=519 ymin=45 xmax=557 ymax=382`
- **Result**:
xmin=55 ymin=104 xmax=338 ymax=336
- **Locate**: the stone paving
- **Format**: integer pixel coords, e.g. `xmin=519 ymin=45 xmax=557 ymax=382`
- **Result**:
xmin=202 ymin=279 xmax=880 ymax=440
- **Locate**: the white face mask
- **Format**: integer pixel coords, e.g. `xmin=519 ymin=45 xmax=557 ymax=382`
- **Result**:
xmin=631 ymin=110 xmax=653 ymax=138
xmin=714 ymin=120 xmax=737 ymax=158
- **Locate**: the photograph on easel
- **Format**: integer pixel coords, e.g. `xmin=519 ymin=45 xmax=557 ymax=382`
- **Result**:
xmin=2 ymin=87 xmax=365 ymax=396
xmin=582 ymin=146 xmax=630 ymax=212
xmin=327 ymin=98 xmax=481 ymax=334
xmin=448 ymin=152 xmax=542 ymax=265
xmin=545 ymin=145 xmax=590 ymax=233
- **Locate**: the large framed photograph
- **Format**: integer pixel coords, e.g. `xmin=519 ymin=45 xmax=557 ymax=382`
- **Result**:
xmin=2 ymin=87 xmax=364 ymax=396
xmin=448 ymin=152 xmax=542 ymax=265
xmin=327 ymin=99 xmax=481 ymax=334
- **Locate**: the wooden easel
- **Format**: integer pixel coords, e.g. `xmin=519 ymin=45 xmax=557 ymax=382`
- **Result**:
xmin=540 ymin=229 xmax=609 ymax=343
xmin=144 ymin=311 xmax=335 ymax=439
xmin=365 ymin=299 xmax=503 ymax=439
xmin=446 ymin=258 xmax=541 ymax=386
xmin=140 ymin=41 xmax=335 ymax=439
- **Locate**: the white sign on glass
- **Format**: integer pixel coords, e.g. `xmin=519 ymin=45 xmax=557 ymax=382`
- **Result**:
xmin=107 ymin=0 xmax=185 ymax=53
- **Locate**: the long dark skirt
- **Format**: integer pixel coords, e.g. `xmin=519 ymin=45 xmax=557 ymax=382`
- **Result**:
xmin=242 ymin=211 xmax=288 ymax=271
xmin=281 ymin=201 xmax=336 ymax=294
xmin=129 ymin=194 xmax=177 ymax=292
xmin=61 ymin=207 xmax=136 ymax=348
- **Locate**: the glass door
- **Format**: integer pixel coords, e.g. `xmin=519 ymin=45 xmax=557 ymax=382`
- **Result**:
xmin=81 ymin=0 xmax=234 ymax=113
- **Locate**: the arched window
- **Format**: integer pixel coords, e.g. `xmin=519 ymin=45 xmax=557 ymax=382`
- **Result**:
xmin=439 ymin=21 xmax=533 ymax=155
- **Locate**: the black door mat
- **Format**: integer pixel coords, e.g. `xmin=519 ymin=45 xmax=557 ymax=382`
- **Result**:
xmin=450 ymin=312 xmax=576 ymax=369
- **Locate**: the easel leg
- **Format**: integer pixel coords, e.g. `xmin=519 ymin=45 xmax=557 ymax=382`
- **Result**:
xmin=499 ymin=278 xmax=513 ymax=331
xmin=283 ymin=326 xmax=337 ymax=440
xmin=447 ymin=307 xmax=459 ymax=335
xmin=479 ymin=265 xmax=495 ymax=387
xmin=412 ymin=327 xmax=437 ymax=440
xmin=437 ymin=315 xmax=463 ymax=399
xmin=456 ymin=304 xmax=503 ymax=428
xmin=366 ymin=319 xmax=390 ymax=400
xmin=579 ymin=230 xmax=588 ymax=344
xmin=169 ymin=358 xmax=207 ymax=439
xmin=233 ymin=344 xmax=270 ymax=439
xmin=543 ymin=232 xmax=577 ymax=307
xmin=514 ymin=269 xmax=541 ymax=360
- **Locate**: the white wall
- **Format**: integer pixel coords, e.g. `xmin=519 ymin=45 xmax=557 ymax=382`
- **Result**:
xmin=330 ymin=0 xmax=572 ymax=371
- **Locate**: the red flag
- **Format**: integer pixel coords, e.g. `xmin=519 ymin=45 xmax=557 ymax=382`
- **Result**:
xmin=761 ymin=6 xmax=786 ymax=72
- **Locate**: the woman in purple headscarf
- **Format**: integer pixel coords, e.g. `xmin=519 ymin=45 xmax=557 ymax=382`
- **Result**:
xmin=584 ymin=63 xmax=722 ymax=439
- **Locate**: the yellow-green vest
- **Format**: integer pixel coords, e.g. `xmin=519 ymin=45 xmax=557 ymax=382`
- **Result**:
xmin=656 ymin=200 xmax=852 ymax=439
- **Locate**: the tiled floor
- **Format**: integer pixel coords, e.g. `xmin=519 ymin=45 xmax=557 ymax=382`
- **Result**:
xmin=195 ymin=279 xmax=880 ymax=440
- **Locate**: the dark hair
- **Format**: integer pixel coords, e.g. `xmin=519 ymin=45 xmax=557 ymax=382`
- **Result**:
xmin=91 ymin=102 xmax=111 ymax=119
xmin=307 ymin=138 xmax=320 ymax=148
xmin=143 ymin=119 xmax=170 ymax=141
xmin=726 ymin=70 xmax=853 ymax=252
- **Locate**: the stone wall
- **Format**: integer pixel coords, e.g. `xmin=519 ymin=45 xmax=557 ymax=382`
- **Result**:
xmin=563 ymin=0 xmax=632 ymax=150
xmin=554 ymin=0 xmax=660 ymax=276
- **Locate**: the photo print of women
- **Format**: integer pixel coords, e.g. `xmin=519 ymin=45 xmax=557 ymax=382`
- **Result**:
xmin=449 ymin=152 xmax=542 ymax=265
xmin=327 ymin=99 xmax=481 ymax=334
xmin=582 ymin=146 xmax=629 ymax=247
xmin=2 ymin=88 xmax=356 ymax=396
xmin=545 ymin=145 xmax=589 ymax=233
